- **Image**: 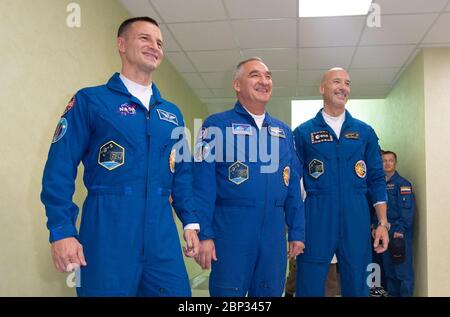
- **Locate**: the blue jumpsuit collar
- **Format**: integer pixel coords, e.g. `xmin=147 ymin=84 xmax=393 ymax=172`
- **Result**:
xmin=234 ymin=101 xmax=273 ymax=126
xmin=387 ymin=171 xmax=400 ymax=183
xmin=107 ymin=72 xmax=164 ymax=108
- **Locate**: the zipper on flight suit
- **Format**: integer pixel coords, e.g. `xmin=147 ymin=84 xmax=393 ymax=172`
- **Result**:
xmin=143 ymin=107 xmax=151 ymax=259
xmin=336 ymin=127 xmax=346 ymax=242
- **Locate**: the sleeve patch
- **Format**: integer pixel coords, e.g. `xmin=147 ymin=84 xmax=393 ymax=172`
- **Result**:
xmin=400 ymin=186 xmax=412 ymax=195
xmin=62 ymin=96 xmax=76 ymax=116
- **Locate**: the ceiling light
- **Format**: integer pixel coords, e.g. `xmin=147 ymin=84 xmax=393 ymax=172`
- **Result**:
xmin=299 ymin=0 xmax=373 ymax=18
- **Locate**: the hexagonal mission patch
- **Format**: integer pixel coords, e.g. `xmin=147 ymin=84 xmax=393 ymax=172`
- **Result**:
xmin=309 ymin=159 xmax=324 ymax=179
xmin=228 ymin=161 xmax=249 ymax=185
xmin=98 ymin=141 xmax=124 ymax=170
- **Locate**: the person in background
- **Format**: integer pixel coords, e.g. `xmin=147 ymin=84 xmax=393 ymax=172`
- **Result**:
xmin=378 ymin=150 xmax=416 ymax=297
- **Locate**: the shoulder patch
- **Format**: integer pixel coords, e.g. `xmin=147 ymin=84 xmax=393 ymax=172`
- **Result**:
xmin=400 ymin=186 xmax=412 ymax=195
xmin=283 ymin=166 xmax=290 ymax=186
xmin=62 ymin=96 xmax=76 ymax=116
xmin=52 ymin=118 xmax=68 ymax=143
xmin=355 ymin=160 xmax=367 ymax=178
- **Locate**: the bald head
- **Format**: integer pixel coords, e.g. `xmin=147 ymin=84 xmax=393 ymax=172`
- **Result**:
xmin=321 ymin=67 xmax=349 ymax=84
xmin=320 ymin=67 xmax=351 ymax=113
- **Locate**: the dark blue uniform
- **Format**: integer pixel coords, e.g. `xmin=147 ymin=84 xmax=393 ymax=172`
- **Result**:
xmin=383 ymin=171 xmax=415 ymax=296
xmin=194 ymin=102 xmax=305 ymax=297
xmin=41 ymin=73 xmax=197 ymax=296
xmin=293 ymin=110 xmax=386 ymax=296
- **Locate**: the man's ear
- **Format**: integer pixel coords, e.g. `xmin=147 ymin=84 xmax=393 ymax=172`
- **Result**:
xmin=233 ymin=79 xmax=240 ymax=93
xmin=319 ymin=84 xmax=324 ymax=96
xmin=117 ymin=37 xmax=125 ymax=53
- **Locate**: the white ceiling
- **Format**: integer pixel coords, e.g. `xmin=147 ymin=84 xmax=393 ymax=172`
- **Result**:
xmin=120 ymin=0 xmax=450 ymax=111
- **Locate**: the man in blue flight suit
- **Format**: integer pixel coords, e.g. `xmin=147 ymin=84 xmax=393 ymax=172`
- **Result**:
xmin=293 ymin=68 xmax=389 ymax=297
xmin=41 ymin=17 xmax=199 ymax=296
xmin=193 ymin=58 xmax=305 ymax=297
xmin=380 ymin=150 xmax=415 ymax=296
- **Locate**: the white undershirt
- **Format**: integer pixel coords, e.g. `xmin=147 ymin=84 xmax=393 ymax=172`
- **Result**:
xmin=120 ymin=74 xmax=153 ymax=111
xmin=322 ymin=109 xmax=345 ymax=139
xmin=243 ymin=105 xmax=266 ymax=129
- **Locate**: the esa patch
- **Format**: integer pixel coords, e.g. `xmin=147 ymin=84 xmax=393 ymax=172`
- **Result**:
xmin=229 ymin=161 xmax=249 ymax=185
xmin=311 ymin=131 xmax=333 ymax=144
xmin=157 ymin=109 xmax=178 ymax=126
xmin=52 ymin=118 xmax=68 ymax=143
xmin=98 ymin=141 xmax=125 ymax=170
xmin=308 ymin=159 xmax=324 ymax=179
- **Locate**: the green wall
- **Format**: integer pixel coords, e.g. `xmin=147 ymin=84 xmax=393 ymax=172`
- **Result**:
xmin=422 ymin=48 xmax=450 ymax=296
xmin=0 ymin=0 xmax=208 ymax=296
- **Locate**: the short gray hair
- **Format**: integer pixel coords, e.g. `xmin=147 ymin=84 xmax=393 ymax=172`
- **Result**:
xmin=234 ymin=57 xmax=263 ymax=80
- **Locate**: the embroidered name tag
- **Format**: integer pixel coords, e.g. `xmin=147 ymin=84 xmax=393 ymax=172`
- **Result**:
xmin=345 ymin=132 xmax=360 ymax=139
xmin=157 ymin=109 xmax=178 ymax=126
xmin=311 ymin=131 xmax=333 ymax=144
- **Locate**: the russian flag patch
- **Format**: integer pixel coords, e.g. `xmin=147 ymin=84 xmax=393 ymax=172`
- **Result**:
xmin=400 ymin=186 xmax=412 ymax=195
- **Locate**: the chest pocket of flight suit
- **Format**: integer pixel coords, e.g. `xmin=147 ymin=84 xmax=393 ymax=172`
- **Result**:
xmin=399 ymin=193 xmax=412 ymax=209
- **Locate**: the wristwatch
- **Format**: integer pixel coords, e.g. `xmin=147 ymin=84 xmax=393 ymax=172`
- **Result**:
xmin=378 ymin=222 xmax=391 ymax=231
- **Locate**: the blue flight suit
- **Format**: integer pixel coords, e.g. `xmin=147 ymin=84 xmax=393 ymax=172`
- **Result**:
xmin=382 ymin=171 xmax=415 ymax=296
xmin=41 ymin=73 xmax=197 ymax=296
xmin=193 ymin=102 xmax=305 ymax=297
xmin=293 ymin=109 xmax=386 ymax=297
